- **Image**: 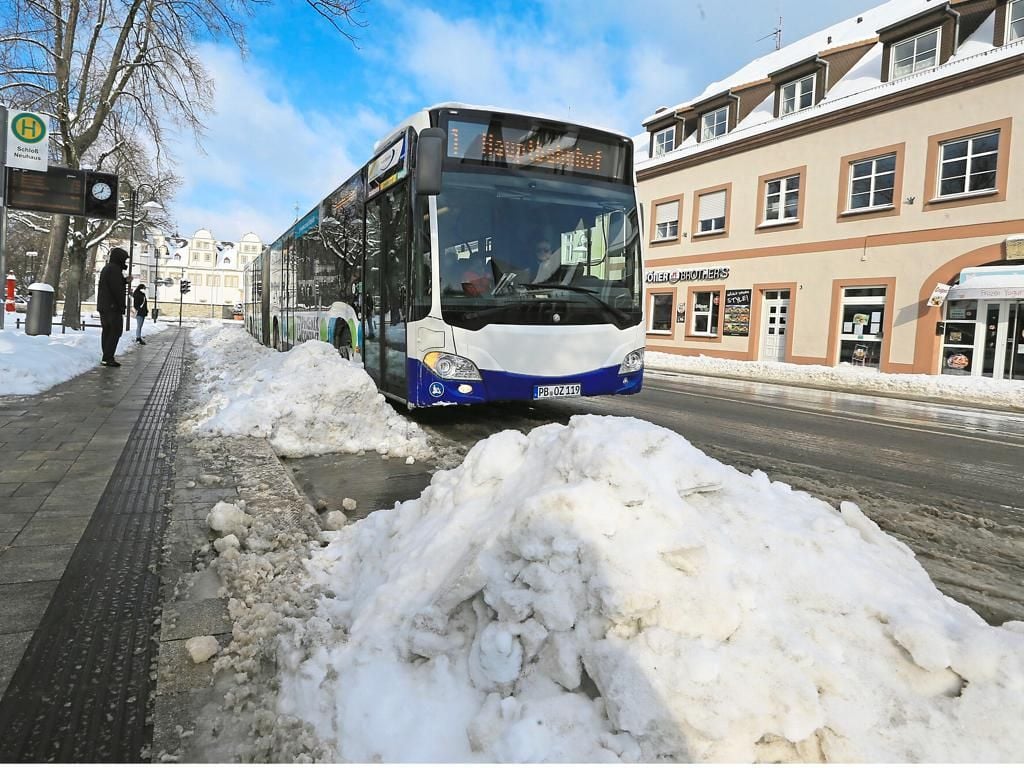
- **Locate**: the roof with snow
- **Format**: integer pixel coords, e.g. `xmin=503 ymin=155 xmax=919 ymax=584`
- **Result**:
xmin=638 ymin=0 xmax=1023 ymax=171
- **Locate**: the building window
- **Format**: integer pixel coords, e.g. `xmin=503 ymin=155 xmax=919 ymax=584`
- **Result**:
xmin=780 ymin=75 xmax=815 ymax=116
xmin=697 ymin=189 xmax=727 ymax=234
xmin=891 ymin=29 xmax=939 ymax=79
xmin=654 ymin=201 xmax=679 ymax=240
xmin=700 ymin=107 xmax=728 ymax=141
xmin=938 ymin=131 xmax=999 ymax=197
xmin=764 ymin=174 xmax=801 ymax=223
xmin=648 ymin=293 xmax=673 ymax=333
xmin=849 ymin=153 xmax=896 ymax=210
xmin=653 ymin=127 xmax=675 ymax=157
xmin=839 ymin=286 xmax=886 ymax=368
xmin=1010 ymin=0 xmax=1024 ymax=42
xmin=692 ymin=290 xmax=720 ymax=336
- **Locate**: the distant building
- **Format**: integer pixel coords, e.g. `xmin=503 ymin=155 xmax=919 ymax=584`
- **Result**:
xmin=637 ymin=0 xmax=1024 ymax=380
xmin=95 ymin=229 xmax=263 ymax=312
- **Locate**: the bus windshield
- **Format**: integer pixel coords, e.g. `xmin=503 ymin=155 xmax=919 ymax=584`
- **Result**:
xmin=436 ymin=171 xmax=643 ymax=330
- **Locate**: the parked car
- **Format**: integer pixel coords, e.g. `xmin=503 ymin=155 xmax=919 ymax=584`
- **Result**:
xmin=14 ymin=295 xmax=28 ymax=313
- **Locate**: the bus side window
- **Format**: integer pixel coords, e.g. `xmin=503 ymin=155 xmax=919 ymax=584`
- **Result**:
xmin=410 ymin=195 xmax=432 ymax=321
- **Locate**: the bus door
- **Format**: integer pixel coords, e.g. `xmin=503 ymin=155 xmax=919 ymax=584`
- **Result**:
xmin=364 ymin=181 xmax=410 ymax=399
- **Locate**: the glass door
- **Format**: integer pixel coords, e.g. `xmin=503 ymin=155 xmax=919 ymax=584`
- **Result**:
xmin=363 ymin=183 xmax=410 ymax=399
xmin=1006 ymin=302 xmax=1024 ymax=381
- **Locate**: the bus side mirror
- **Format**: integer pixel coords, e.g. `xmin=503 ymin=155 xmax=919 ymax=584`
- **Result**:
xmin=416 ymin=128 xmax=445 ymax=196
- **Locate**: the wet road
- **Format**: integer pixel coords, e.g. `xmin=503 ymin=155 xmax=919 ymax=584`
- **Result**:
xmin=411 ymin=372 xmax=1024 ymax=625
xmin=292 ymin=372 xmax=1024 ymax=625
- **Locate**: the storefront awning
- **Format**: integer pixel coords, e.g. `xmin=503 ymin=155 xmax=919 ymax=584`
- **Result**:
xmin=947 ymin=270 xmax=1024 ymax=300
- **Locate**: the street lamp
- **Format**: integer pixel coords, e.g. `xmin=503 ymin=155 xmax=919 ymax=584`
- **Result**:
xmin=144 ymin=231 xmax=169 ymax=321
xmin=123 ymin=184 xmax=163 ymax=331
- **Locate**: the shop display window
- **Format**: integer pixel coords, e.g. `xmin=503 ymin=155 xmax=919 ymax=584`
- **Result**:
xmin=839 ymin=285 xmax=886 ymax=368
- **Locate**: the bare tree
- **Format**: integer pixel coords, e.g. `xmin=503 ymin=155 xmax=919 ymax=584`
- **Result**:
xmin=1 ymin=0 xmax=365 ymax=326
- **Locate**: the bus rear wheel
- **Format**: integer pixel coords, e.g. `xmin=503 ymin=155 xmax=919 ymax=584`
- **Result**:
xmin=333 ymin=323 xmax=353 ymax=360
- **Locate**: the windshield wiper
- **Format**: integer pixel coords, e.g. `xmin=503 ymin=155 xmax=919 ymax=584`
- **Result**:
xmin=519 ymin=282 xmax=632 ymax=323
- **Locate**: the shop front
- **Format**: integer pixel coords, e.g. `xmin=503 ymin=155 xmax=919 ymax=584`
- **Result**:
xmin=941 ymin=265 xmax=1024 ymax=380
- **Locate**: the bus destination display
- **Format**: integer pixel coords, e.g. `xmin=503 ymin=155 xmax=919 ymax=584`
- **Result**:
xmin=445 ymin=118 xmax=628 ymax=181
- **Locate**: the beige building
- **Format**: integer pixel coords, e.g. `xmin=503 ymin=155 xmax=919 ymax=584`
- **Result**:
xmin=97 ymin=230 xmax=263 ymax=313
xmin=637 ymin=0 xmax=1024 ymax=380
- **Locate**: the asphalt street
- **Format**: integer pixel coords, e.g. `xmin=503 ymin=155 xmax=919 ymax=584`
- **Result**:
xmin=292 ymin=371 xmax=1024 ymax=625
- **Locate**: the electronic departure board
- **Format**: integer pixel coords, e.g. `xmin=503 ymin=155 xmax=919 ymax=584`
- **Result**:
xmin=5 ymin=167 xmax=119 ymax=219
xmin=442 ymin=113 xmax=631 ymax=183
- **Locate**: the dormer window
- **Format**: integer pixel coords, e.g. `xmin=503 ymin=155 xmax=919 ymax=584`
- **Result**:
xmin=1010 ymin=0 xmax=1024 ymax=42
xmin=891 ymin=29 xmax=939 ymax=79
xmin=653 ymin=126 xmax=676 ymax=157
xmin=700 ymin=107 xmax=729 ymax=141
xmin=780 ymin=75 xmax=815 ymax=116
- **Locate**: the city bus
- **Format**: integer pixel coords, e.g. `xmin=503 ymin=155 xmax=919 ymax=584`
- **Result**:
xmin=244 ymin=103 xmax=646 ymax=408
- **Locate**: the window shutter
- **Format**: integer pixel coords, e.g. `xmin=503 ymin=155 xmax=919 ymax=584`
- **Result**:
xmin=655 ymin=201 xmax=678 ymax=224
xmin=699 ymin=190 xmax=726 ymax=220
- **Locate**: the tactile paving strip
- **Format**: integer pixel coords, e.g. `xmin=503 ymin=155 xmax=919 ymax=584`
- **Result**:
xmin=0 ymin=332 xmax=185 ymax=761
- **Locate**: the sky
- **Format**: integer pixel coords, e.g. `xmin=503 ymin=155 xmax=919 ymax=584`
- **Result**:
xmin=165 ymin=0 xmax=877 ymax=243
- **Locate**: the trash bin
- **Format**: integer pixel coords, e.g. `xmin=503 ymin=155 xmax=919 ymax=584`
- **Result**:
xmin=152 ymin=307 xmax=160 ymax=321
xmin=25 ymin=282 xmax=55 ymax=336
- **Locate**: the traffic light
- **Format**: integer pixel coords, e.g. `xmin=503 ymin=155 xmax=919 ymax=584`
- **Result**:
xmin=180 ymin=279 xmax=191 ymax=295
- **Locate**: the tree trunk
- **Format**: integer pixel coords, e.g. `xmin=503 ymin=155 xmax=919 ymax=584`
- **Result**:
xmin=61 ymin=218 xmax=88 ymax=330
xmin=43 ymin=214 xmax=70 ymax=295
xmin=80 ymin=244 xmax=98 ymax=302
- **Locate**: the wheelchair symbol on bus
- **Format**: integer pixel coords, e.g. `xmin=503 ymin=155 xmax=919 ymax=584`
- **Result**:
xmin=428 ymin=382 xmax=445 ymax=398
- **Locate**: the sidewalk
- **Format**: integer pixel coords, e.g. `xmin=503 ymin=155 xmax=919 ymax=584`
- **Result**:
xmin=0 ymin=328 xmax=184 ymax=761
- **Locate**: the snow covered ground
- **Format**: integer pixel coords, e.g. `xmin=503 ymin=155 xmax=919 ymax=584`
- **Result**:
xmin=184 ymin=326 xmax=1024 ymax=762
xmin=185 ymin=325 xmax=429 ymax=458
xmin=646 ymin=351 xmax=1024 ymax=411
xmin=0 ymin=312 xmax=168 ymax=396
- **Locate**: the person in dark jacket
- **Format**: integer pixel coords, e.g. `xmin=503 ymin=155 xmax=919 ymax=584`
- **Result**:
xmin=132 ymin=284 xmax=149 ymax=345
xmin=97 ymin=247 xmax=129 ymax=367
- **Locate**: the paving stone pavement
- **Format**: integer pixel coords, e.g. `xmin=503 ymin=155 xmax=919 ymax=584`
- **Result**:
xmin=0 ymin=327 xmax=184 ymax=760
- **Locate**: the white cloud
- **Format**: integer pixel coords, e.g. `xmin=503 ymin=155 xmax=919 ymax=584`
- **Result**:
xmin=165 ymin=43 xmax=386 ymax=242
xmin=389 ymin=7 xmax=691 ymax=135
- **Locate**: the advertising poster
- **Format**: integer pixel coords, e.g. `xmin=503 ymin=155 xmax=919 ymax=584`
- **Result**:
xmin=723 ymin=289 xmax=752 ymax=337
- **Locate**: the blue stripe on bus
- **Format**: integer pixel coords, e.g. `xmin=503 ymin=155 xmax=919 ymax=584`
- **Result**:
xmin=407 ymin=359 xmax=643 ymax=407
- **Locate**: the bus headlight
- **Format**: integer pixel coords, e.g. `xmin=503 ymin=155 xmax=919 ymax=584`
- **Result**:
xmin=618 ymin=348 xmax=644 ymax=374
xmin=423 ymin=351 xmax=483 ymax=381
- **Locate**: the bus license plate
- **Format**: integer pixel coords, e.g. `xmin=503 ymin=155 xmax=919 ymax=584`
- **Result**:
xmin=534 ymin=383 xmax=581 ymax=399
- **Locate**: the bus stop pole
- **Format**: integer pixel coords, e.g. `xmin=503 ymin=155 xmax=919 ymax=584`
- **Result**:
xmin=0 ymin=105 xmax=8 ymax=331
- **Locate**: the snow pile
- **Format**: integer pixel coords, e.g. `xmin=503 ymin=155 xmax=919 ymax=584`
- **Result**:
xmin=186 ymin=325 xmax=430 ymax=458
xmin=276 ymin=415 xmax=1024 ymax=762
xmin=0 ymin=316 xmax=167 ymax=396
xmin=646 ymin=351 xmax=1024 ymax=411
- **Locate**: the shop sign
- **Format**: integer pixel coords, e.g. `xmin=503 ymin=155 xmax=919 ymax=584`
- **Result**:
xmin=645 ymin=266 xmax=730 ymax=284
xmin=723 ymin=288 xmax=751 ymax=336
xmin=946 ymin=352 xmax=970 ymax=370
xmin=926 ymin=283 xmax=951 ymax=307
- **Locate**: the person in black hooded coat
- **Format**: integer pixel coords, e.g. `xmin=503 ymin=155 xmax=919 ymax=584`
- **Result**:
xmin=97 ymin=247 xmax=129 ymax=366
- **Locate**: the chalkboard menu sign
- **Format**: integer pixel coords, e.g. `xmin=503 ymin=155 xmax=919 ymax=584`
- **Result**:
xmin=723 ymin=289 xmax=752 ymax=336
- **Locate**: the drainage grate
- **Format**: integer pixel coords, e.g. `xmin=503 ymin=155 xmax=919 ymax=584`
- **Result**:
xmin=0 ymin=332 xmax=185 ymax=761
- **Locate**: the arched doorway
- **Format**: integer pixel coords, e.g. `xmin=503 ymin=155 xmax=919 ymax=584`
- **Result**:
xmin=927 ymin=253 xmax=1024 ymax=380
